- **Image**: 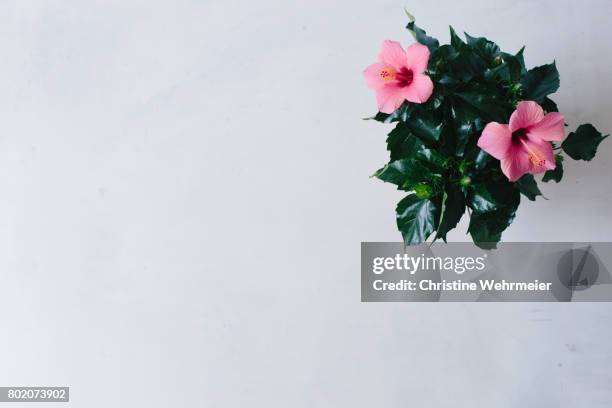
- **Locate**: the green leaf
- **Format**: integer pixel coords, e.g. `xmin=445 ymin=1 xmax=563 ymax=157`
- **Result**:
xmin=520 ymin=62 xmax=560 ymax=103
xmin=449 ymin=26 xmax=465 ymax=49
xmin=396 ymin=194 xmax=441 ymax=245
xmin=468 ymin=206 xmax=518 ymax=249
xmin=467 ymin=180 xmax=520 ymax=248
xmin=406 ymin=16 xmax=439 ymax=53
xmin=468 ymin=180 xmax=519 ymax=212
xmin=385 ymin=124 xmax=449 ymax=166
xmin=514 ymin=47 xmax=527 ymax=75
xmin=562 ymin=123 xmax=608 ymax=161
xmin=542 ymin=154 xmax=564 ymax=182
xmin=450 ymin=100 xmax=485 ymax=156
xmin=515 ymin=174 xmax=542 ymax=201
xmin=436 ymin=184 xmax=466 ymax=242
xmin=485 ymin=63 xmax=511 ymax=83
xmin=414 ymin=145 xmax=448 ymax=169
xmin=499 ymin=47 xmax=526 ymax=82
xmin=374 ymin=158 xmax=442 ymax=191
xmin=386 ymin=123 xmax=421 ymax=161
xmin=429 ymin=43 xmax=489 ymax=82
xmin=468 ymin=184 xmax=498 ymax=212
xmin=371 ymin=102 xmax=414 ymax=123
xmin=405 ymin=110 xmax=443 ymax=144
xmin=454 ymin=85 xmax=511 ymax=122
xmin=473 ymin=150 xmax=491 ymax=171
xmin=374 ymin=159 xmax=421 ymax=187
xmin=541 ymin=97 xmax=558 ymax=113
xmin=464 ymin=33 xmax=500 ymax=63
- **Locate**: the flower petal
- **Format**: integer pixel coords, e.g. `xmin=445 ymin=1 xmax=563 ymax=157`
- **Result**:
xmin=403 ymin=74 xmax=433 ymax=104
xmin=363 ymin=62 xmax=389 ymax=90
xmin=376 ymin=84 xmax=405 ymax=114
xmin=509 ymin=101 xmax=544 ymax=132
xmin=500 ymin=147 xmax=532 ymax=182
xmin=378 ymin=40 xmax=406 ymax=70
xmin=404 ymin=43 xmax=430 ymax=74
xmin=527 ymin=112 xmax=565 ymax=141
xmin=523 ymin=137 xmax=556 ymax=173
xmin=477 ymin=122 xmax=512 ymax=160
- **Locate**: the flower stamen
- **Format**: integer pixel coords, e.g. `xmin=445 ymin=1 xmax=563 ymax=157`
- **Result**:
xmin=379 ymin=67 xmax=397 ymax=81
xmin=519 ymin=138 xmax=547 ymax=168
xmin=396 ymin=67 xmax=414 ymax=87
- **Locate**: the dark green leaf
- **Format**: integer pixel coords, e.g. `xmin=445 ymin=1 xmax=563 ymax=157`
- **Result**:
xmin=436 ymin=184 xmax=466 ymax=242
xmin=386 ymin=123 xmax=421 ymax=161
xmin=499 ymin=48 xmax=525 ymax=82
xmin=396 ymin=194 xmax=441 ymax=245
xmin=374 ymin=159 xmax=442 ymax=191
xmin=468 ymin=180 xmax=519 ymax=212
xmin=515 ymin=174 xmax=542 ymax=201
xmin=468 ymin=206 xmax=518 ymax=249
xmin=454 ymin=85 xmax=511 ymax=122
xmin=542 ymin=154 xmax=564 ymax=182
xmin=464 ymin=33 xmax=500 ymax=63
xmin=374 ymin=159 xmax=422 ymax=187
xmin=405 ymin=110 xmax=443 ymax=144
xmin=467 ymin=180 xmax=520 ymax=248
xmin=414 ymin=146 xmax=448 ymax=169
xmin=371 ymin=102 xmax=414 ymax=123
xmin=541 ymin=97 xmax=558 ymax=113
xmin=385 ymin=125 xmax=449 ymax=166
xmin=514 ymin=47 xmax=526 ymax=75
xmin=485 ymin=63 xmax=511 ymax=83
xmin=520 ymin=62 xmax=560 ymax=103
xmin=562 ymin=123 xmax=608 ymax=161
xmin=444 ymin=47 xmax=487 ymax=81
xmin=406 ymin=17 xmax=439 ymax=53
xmin=473 ymin=150 xmax=491 ymax=171
xmin=468 ymin=184 xmax=498 ymax=212
xmin=450 ymin=100 xmax=485 ymax=155
xmin=429 ymin=44 xmax=459 ymax=77
xmin=449 ymin=26 xmax=465 ymax=49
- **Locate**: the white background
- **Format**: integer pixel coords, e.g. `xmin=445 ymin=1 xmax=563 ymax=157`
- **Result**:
xmin=1 ymin=0 xmax=611 ymax=406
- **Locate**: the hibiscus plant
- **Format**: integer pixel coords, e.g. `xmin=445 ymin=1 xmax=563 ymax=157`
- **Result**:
xmin=364 ymin=15 xmax=608 ymax=249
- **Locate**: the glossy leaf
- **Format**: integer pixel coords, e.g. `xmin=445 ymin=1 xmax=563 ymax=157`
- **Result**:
xmin=449 ymin=26 xmax=465 ymax=49
xmin=468 ymin=206 xmax=518 ymax=249
xmin=515 ymin=174 xmax=542 ymax=201
xmin=454 ymin=85 xmax=510 ymax=122
xmin=374 ymin=159 xmax=442 ymax=192
xmin=396 ymin=194 xmax=441 ymax=245
xmin=386 ymin=123 xmax=422 ymax=161
xmin=562 ymin=124 xmax=608 ymax=161
xmin=371 ymin=102 xmax=414 ymax=123
xmin=406 ymin=16 xmax=439 ymax=53
xmin=542 ymin=154 xmax=564 ymax=183
xmin=468 ymin=180 xmax=519 ymax=213
xmin=436 ymin=184 xmax=465 ymax=242
xmin=520 ymin=62 xmax=560 ymax=103
xmin=541 ymin=97 xmax=558 ymax=113
xmin=450 ymin=100 xmax=485 ymax=156
xmin=465 ymin=33 xmax=500 ymax=63
xmin=405 ymin=110 xmax=443 ymax=144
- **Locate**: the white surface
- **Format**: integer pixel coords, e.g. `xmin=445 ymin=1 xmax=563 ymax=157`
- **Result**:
xmin=0 ymin=0 xmax=611 ymax=406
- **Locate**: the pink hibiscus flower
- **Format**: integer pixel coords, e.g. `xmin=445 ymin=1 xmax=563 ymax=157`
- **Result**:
xmin=363 ymin=40 xmax=434 ymax=114
xmin=477 ymin=101 xmax=565 ymax=182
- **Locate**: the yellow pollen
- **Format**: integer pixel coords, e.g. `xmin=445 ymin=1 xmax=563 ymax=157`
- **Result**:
xmin=379 ymin=67 xmax=397 ymax=81
xmin=529 ymin=153 xmax=546 ymax=167
xmin=528 ymin=151 xmax=546 ymax=167
xmin=520 ymin=138 xmax=547 ymax=168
